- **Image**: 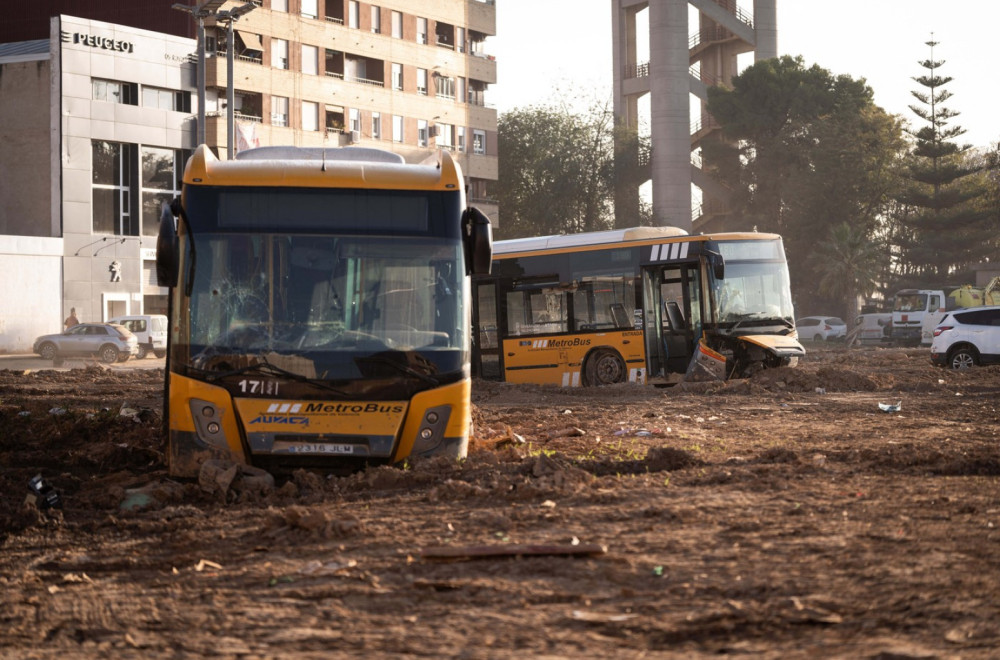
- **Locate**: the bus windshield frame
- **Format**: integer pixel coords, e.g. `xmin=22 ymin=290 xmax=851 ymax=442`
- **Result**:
xmin=173 ymin=186 xmax=468 ymax=399
xmin=709 ymin=238 xmax=795 ymax=331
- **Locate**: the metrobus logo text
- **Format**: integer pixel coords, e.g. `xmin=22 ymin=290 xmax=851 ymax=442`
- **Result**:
xmin=304 ymin=402 xmax=405 ymax=414
xmin=529 ymin=338 xmax=592 ymax=349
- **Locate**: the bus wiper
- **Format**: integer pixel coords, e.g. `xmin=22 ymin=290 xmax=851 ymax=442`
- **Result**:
xmin=364 ymin=355 xmax=441 ymax=386
xmin=203 ymin=357 xmax=349 ymax=396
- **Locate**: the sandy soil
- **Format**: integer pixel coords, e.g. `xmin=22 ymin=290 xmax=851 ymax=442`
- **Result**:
xmin=1 ymin=345 xmax=998 ymax=659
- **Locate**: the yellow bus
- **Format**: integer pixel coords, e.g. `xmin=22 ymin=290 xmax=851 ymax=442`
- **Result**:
xmin=471 ymin=226 xmax=804 ymax=386
xmin=156 ymin=145 xmax=492 ymax=477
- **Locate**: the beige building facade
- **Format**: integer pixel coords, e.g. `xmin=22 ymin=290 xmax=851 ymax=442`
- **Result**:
xmin=199 ymin=0 xmax=498 ymax=220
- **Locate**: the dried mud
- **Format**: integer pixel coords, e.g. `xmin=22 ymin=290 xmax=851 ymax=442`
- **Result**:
xmin=1 ymin=346 xmax=999 ymax=659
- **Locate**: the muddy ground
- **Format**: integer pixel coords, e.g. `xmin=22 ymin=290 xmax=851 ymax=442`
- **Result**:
xmin=0 ymin=344 xmax=998 ymax=659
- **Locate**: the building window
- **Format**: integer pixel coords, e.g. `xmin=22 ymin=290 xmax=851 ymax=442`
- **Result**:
xmin=233 ymin=90 xmax=263 ymax=121
xmin=141 ymin=147 xmax=188 ymax=238
xmin=271 ymin=96 xmax=289 ymax=127
xmin=302 ymin=101 xmax=319 ymax=131
xmin=435 ymin=75 xmax=455 ymax=100
xmin=391 ymin=10 xmax=402 ymax=38
xmin=271 ymin=38 xmax=288 ymax=69
xmin=391 ymin=63 xmax=402 ymax=90
xmin=372 ymin=112 xmax=381 ymax=140
xmin=436 ymin=123 xmax=453 ymax=148
xmin=92 ymin=79 xmax=138 ymax=105
xmin=456 ymin=77 xmax=465 ymax=105
xmin=326 ymin=107 xmax=345 ymax=132
xmin=349 ymin=1 xmax=360 ymax=29
xmin=393 ymin=115 xmax=403 ymax=143
xmin=301 ymin=0 xmax=317 ymax=19
xmin=371 ymin=6 xmax=381 ymax=33
xmin=142 ymin=86 xmax=191 ymax=112
xmin=457 ymin=126 xmax=466 ymax=152
xmin=417 ymin=119 xmax=428 ymax=147
xmin=417 ymin=17 xmax=428 ymax=44
xmin=417 ymin=68 xmax=427 ymax=95
xmin=457 ymin=27 xmax=466 ymax=53
xmin=272 ymin=0 xmax=287 ymax=11
xmin=302 ymin=44 xmax=318 ymax=75
xmin=349 ymin=108 xmax=360 ymax=133
xmin=473 ymin=129 xmax=486 ymax=155
xmin=92 ymin=140 xmax=137 ymax=236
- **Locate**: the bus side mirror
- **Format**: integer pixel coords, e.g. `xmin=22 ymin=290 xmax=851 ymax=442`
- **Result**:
xmin=705 ymin=248 xmax=725 ymax=281
xmin=156 ymin=201 xmax=179 ymax=288
xmin=462 ymin=206 xmax=493 ymax=276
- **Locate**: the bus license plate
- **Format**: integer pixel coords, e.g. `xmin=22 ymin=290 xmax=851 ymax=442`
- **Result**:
xmin=277 ymin=443 xmax=356 ymax=455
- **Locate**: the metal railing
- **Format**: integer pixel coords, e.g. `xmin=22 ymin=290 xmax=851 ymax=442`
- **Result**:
xmin=626 ymin=61 xmax=650 ymax=79
xmin=690 ymin=116 xmax=720 ymax=135
xmin=216 ymin=50 xmax=262 ymax=65
xmin=689 ymin=65 xmax=724 ymax=87
xmin=234 ymin=112 xmax=262 ymax=123
xmin=345 ymin=75 xmax=384 ymax=88
xmin=688 ymin=4 xmax=754 ymax=51
xmin=325 ymin=16 xmax=344 ymax=25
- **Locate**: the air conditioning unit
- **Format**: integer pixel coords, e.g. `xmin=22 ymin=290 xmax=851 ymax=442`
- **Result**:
xmin=350 ymin=130 xmax=361 ymax=143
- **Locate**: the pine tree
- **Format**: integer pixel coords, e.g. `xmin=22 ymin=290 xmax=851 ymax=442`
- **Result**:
xmin=896 ymin=38 xmax=994 ymax=283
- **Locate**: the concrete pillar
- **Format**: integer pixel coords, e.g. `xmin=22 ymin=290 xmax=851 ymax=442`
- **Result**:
xmin=648 ymin=0 xmax=692 ymax=231
xmin=754 ymin=0 xmax=778 ymax=60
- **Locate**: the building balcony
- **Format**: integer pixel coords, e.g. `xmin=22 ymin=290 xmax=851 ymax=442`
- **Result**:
xmin=467 ymin=0 xmax=496 ymax=35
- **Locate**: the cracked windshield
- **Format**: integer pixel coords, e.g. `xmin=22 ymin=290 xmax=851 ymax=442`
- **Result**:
xmin=712 ymin=239 xmax=795 ymax=326
xmin=184 ymin=233 xmax=465 ymax=383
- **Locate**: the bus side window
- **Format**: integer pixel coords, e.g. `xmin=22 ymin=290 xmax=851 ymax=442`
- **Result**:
xmin=507 ymin=288 xmax=567 ymax=335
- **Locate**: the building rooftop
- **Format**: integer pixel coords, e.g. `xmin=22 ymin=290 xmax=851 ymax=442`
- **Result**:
xmin=0 ymin=39 xmax=50 ymax=62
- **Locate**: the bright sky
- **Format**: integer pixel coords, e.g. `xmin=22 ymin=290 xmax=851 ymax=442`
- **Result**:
xmin=490 ymin=1 xmax=1000 ymax=148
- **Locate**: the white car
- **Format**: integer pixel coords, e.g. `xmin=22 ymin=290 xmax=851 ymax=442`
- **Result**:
xmin=795 ymin=316 xmax=847 ymax=342
xmin=930 ymin=306 xmax=1000 ymax=369
xmin=108 ymin=314 xmax=168 ymax=359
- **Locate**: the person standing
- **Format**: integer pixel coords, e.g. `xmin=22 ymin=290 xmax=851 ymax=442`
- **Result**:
xmin=64 ymin=307 xmax=79 ymax=328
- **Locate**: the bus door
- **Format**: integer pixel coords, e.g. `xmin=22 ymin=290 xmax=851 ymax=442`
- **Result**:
xmin=642 ymin=264 xmax=699 ymax=376
xmin=473 ymin=280 xmax=500 ymax=379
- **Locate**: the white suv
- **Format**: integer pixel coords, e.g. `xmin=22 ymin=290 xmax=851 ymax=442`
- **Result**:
xmin=930 ymin=306 xmax=1000 ymax=369
xmin=795 ymin=316 xmax=847 ymax=342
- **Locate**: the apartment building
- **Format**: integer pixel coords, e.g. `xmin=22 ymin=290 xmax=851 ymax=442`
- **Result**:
xmin=0 ymin=1 xmax=497 ymax=353
xmin=201 ymin=0 xmax=498 ymax=219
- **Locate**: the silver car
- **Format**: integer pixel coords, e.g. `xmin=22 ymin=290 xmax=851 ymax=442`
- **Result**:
xmin=33 ymin=323 xmax=139 ymax=364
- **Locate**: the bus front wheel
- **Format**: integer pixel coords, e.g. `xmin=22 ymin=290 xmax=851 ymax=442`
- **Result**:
xmin=585 ymin=349 xmax=626 ymax=386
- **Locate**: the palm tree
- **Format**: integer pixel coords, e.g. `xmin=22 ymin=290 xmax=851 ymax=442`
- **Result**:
xmin=814 ymin=222 xmax=882 ymax=327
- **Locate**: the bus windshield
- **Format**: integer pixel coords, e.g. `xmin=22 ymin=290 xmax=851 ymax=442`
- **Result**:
xmin=176 ymin=232 xmax=467 ymax=391
xmin=711 ymin=239 xmax=795 ymax=327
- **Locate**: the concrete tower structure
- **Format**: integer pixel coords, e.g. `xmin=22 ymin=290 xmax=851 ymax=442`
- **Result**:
xmin=612 ymin=0 xmax=777 ymax=233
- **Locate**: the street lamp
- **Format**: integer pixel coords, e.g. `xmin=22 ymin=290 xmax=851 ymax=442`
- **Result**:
xmin=172 ymin=1 xmax=256 ymax=158
xmin=216 ymin=3 xmax=257 ymax=159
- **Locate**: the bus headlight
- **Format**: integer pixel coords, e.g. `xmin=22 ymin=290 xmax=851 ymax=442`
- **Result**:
xmin=412 ymin=405 xmax=451 ymax=454
xmin=190 ymin=398 xmax=230 ymax=450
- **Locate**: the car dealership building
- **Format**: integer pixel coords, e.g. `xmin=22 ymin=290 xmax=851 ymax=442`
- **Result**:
xmin=0 ymin=16 xmax=196 ymax=351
